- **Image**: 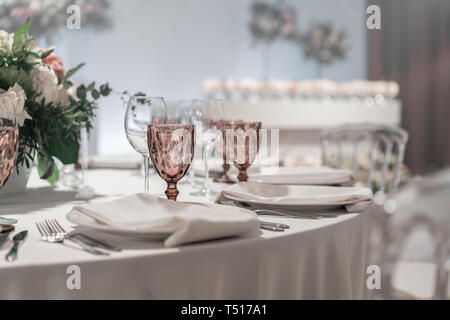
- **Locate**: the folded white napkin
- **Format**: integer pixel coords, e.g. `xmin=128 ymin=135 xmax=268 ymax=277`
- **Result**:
xmin=67 ymin=193 xmax=259 ymax=247
xmin=216 ymin=183 xmax=373 ymax=213
xmin=248 ymin=166 xmax=353 ymax=185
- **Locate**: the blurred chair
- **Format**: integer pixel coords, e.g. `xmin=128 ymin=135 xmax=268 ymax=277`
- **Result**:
xmin=320 ymin=123 xmax=408 ymax=193
xmin=379 ymin=169 xmax=450 ymax=299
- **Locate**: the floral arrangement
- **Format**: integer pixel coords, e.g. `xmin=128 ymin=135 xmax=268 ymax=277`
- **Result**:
xmin=248 ymin=1 xmax=297 ymax=43
xmin=299 ymin=23 xmax=349 ymax=67
xmin=247 ymin=2 xmax=349 ymax=78
xmin=0 ymin=18 xmax=111 ymax=183
xmin=0 ymin=0 xmax=111 ymax=40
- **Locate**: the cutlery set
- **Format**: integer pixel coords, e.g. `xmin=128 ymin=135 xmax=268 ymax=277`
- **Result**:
xmin=0 ymin=217 xmax=120 ymax=260
xmin=36 ymin=219 xmax=120 ymax=256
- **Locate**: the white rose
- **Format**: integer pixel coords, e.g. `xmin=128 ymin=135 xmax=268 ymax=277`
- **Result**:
xmin=0 ymin=83 xmax=32 ymax=126
xmin=30 ymin=65 xmax=58 ymax=104
xmin=0 ymin=30 xmax=14 ymax=56
xmin=53 ymin=85 xmax=70 ymax=107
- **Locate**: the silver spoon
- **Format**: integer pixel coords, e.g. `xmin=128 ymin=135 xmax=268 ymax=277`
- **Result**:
xmin=0 ymin=216 xmax=18 ymax=225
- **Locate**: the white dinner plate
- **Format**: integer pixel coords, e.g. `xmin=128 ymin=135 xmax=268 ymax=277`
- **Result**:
xmin=247 ymin=166 xmax=353 ymax=185
xmin=66 ymin=210 xmax=172 ymax=240
xmin=217 ymin=182 xmax=373 ymax=213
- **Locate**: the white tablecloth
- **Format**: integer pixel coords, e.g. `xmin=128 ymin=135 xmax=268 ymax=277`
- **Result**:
xmin=0 ymin=168 xmax=370 ymax=299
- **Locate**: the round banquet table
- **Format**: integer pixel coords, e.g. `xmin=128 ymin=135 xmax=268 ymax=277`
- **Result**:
xmin=0 ymin=168 xmax=370 ymax=299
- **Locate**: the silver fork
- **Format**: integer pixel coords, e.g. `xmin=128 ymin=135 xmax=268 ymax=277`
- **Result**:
xmin=51 ymin=219 xmax=120 ymax=252
xmin=36 ymin=220 xmax=108 ymax=256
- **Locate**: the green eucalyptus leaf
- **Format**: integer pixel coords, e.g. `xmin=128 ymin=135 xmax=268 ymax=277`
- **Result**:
xmin=41 ymin=49 xmax=54 ymax=59
xmin=63 ymin=63 xmax=85 ymax=82
xmin=77 ymin=85 xmax=87 ymax=100
xmin=24 ymin=51 xmax=40 ymax=59
xmin=100 ymin=83 xmax=112 ymax=96
xmin=91 ymin=89 xmax=100 ymax=99
xmin=13 ymin=18 xmax=30 ymax=47
xmin=63 ymin=80 xmax=73 ymax=89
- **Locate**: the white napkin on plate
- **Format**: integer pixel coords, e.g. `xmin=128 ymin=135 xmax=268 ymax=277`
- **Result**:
xmin=248 ymin=166 xmax=353 ymax=185
xmin=216 ymin=183 xmax=373 ymax=213
xmin=67 ymin=193 xmax=259 ymax=247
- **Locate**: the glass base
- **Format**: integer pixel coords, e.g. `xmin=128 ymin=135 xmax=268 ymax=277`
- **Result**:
xmin=190 ymin=188 xmax=217 ymax=198
xmin=75 ymin=186 xmax=95 ymax=200
xmin=213 ymin=174 xmax=234 ymax=184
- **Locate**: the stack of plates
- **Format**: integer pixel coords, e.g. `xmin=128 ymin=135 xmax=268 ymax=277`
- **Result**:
xmin=247 ymin=166 xmax=353 ymax=186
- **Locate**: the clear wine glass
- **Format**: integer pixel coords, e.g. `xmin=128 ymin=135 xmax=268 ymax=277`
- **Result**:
xmin=125 ymin=96 xmax=167 ymax=192
xmin=172 ymin=99 xmax=193 ymax=124
xmin=189 ymin=99 xmax=224 ymax=198
xmin=147 ymin=124 xmax=195 ymax=201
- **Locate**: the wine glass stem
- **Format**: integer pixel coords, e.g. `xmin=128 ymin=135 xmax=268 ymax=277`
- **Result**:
xmin=203 ymin=145 xmax=212 ymax=192
xmin=166 ymin=182 xmax=179 ymax=201
xmin=189 ymin=168 xmax=195 ymax=187
xmin=143 ymin=155 xmax=150 ymax=193
xmin=204 ymin=160 xmax=209 ymax=191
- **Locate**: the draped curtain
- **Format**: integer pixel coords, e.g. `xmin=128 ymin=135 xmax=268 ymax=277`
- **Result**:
xmin=368 ymin=0 xmax=450 ymax=173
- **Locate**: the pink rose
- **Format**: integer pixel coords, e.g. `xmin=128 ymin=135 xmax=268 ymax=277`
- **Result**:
xmin=42 ymin=50 xmax=65 ymax=78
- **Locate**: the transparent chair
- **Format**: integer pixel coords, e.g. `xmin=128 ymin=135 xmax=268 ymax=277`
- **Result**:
xmin=379 ymin=169 xmax=450 ymax=299
xmin=320 ymin=123 xmax=409 ymax=193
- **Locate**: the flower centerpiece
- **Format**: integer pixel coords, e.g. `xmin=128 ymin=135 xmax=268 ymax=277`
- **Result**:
xmin=0 ymin=18 xmax=111 ymax=186
xmin=299 ymin=23 xmax=350 ymax=77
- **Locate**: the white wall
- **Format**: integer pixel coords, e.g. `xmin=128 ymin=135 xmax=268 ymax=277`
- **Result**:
xmin=54 ymin=0 xmax=368 ymax=156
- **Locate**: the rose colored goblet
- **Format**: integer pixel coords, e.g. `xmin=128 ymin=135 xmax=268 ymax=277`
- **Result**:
xmin=0 ymin=94 xmax=19 ymax=190
xmin=0 ymin=125 xmax=19 ymax=189
xmin=147 ymin=124 xmax=195 ymax=200
xmin=212 ymin=120 xmax=242 ymax=184
xmin=227 ymin=121 xmax=261 ymax=182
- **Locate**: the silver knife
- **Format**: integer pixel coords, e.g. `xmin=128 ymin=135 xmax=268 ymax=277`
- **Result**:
xmin=68 ymin=233 xmax=121 ymax=252
xmin=5 ymin=230 xmax=28 ymax=262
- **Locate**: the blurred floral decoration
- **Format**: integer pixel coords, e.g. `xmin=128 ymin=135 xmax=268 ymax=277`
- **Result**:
xmin=248 ymin=1 xmax=297 ymax=43
xmin=248 ymin=1 xmax=350 ymax=79
xmin=0 ymin=0 xmax=111 ymax=41
xmin=299 ymin=23 xmax=350 ymax=77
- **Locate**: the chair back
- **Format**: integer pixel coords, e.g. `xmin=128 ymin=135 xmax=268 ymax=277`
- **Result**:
xmin=320 ymin=123 xmax=408 ymax=192
xmin=380 ymin=169 xmax=450 ymax=299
